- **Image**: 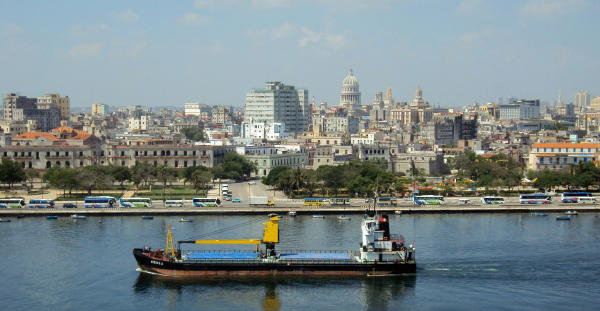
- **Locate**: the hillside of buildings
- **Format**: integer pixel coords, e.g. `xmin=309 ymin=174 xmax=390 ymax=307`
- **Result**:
xmin=2 ymin=75 xmax=600 ymax=200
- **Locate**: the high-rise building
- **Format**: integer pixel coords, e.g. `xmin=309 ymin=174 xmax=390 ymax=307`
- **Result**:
xmin=91 ymin=103 xmax=108 ymax=116
xmin=37 ymin=94 xmax=70 ymax=119
xmin=498 ymin=99 xmax=540 ymax=121
xmin=244 ymin=81 xmax=309 ymax=133
xmin=575 ymin=91 xmax=591 ymax=108
xmin=3 ymin=93 xmax=61 ymax=131
xmin=591 ymin=96 xmax=600 ymax=111
xmin=340 ymin=69 xmax=361 ymax=112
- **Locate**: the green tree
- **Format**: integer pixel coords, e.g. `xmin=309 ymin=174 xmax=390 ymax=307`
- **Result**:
xmin=262 ymin=166 xmax=292 ymax=186
xmin=78 ymin=166 xmax=114 ymax=195
xmin=181 ymin=165 xmax=210 ymax=185
xmin=155 ymin=165 xmax=177 ymax=197
xmin=131 ymin=162 xmax=156 ymax=189
xmin=44 ymin=168 xmax=80 ymax=195
xmin=110 ymin=166 xmax=132 ymax=189
xmin=0 ymin=159 xmax=26 ymax=188
xmin=216 ymin=152 xmax=257 ymax=180
xmin=25 ymin=169 xmax=40 ymax=190
xmin=181 ymin=127 xmax=206 ymax=142
xmin=189 ymin=170 xmax=213 ymax=194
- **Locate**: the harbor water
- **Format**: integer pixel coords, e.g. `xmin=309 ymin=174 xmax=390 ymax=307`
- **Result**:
xmin=2 ymin=213 xmax=600 ymax=310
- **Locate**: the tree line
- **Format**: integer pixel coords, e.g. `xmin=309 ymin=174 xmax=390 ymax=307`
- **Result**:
xmin=262 ymin=160 xmax=409 ymax=198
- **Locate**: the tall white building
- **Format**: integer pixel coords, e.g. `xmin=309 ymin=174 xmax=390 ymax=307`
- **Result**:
xmin=575 ymin=92 xmax=591 ymax=108
xmin=91 ymin=103 xmax=108 ymax=116
xmin=128 ymin=115 xmax=150 ymax=131
xmin=340 ymin=69 xmax=361 ymax=112
xmin=244 ymin=81 xmax=309 ymax=133
xmin=241 ymin=122 xmax=287 ymax=140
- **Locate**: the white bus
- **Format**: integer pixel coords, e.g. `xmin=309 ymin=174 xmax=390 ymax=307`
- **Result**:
xmin=119 ymin=197 xmax=152 ymax=208
xmin=192 ymin=197 xmax=221 ymax=207
xmin=413 ymin=195 xmax=444 ymax=205
xmin=481 ymin=197 xmax=505 ymax=205
xmin=164 ymin=199 xmax=184 ymax=208
xmin=519 ymin=194 xmax=552 ymax=204
xmin=84 ymin=196 xmax=117 ymax=208
xmin=0 ymin=198 xmax=26 ymax=208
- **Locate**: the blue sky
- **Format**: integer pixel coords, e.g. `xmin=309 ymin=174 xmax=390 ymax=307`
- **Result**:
xmin=1 ymin=0 xmax=598 ymax=109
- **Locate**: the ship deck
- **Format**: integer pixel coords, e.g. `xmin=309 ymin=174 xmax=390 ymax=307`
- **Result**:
xmin=182 ymin=250 xmax=356 ymax=262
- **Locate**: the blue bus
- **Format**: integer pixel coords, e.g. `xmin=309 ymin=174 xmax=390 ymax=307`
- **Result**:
xmin=192 ymin=197 xmax=220 ymax=207
xmin=84 ymin=196 xmax=116 ymax=208
xmin=29 ymin=199 xmax=55 ymax=208
xmin=519 ymin=194 xmax=552 ymax=204
xmin=561 ymin=192 xmax=594 ymax=203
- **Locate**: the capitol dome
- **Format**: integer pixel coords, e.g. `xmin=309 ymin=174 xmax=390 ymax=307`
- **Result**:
xmin=342 ymin=69 xmax=359 ymax=90
xmin=340 ymin=69 xmax=361 ymax=110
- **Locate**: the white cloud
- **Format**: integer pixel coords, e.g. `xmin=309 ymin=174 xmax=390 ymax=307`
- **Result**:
xmin=298 ymin=27 xmax=347 ymax=49
xmin=68 ymin=43 xmax=104 ymax=57
xmin=193 ymin=0 xmax=213 ymax=8
xmin=113 ymin=9 xmax=140 ymax=23
xmin=520 ymin=0 xmax=589 ymax=18
xmin=177 ymin=13 xmax=209 ymax=26
xmin=246 ymin=23 xmax=347 ymax=50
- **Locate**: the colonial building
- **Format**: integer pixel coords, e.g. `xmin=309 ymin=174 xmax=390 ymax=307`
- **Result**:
xmin=528 ymin=142 xmax=600 ymax=171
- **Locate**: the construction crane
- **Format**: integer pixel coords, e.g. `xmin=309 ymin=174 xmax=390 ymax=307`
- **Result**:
xmin=172 ymin=215 xmax=280 ymax=254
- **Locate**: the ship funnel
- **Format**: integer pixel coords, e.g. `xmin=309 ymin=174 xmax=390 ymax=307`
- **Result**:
xmin=378 ymin=215 xmax=390 ymax=240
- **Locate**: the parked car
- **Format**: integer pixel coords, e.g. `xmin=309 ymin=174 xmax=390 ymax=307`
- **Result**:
xmin=232 ymin=198 xmax=242 ymax=203
xmin=63 ymin=203 xmax=77 ymax=208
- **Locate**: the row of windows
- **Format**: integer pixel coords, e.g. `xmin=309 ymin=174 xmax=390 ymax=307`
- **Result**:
xmin=536 ymin=147 xmax=599 ymax=153
xmin=114 ymin=150 xmax=208 ymax=157
xmin=539 ymin=157 xmax=594 ymax=164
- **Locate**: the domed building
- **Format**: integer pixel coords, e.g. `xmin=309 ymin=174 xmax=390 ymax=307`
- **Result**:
xmin=340 ymin=69 xmax=361 ymax=112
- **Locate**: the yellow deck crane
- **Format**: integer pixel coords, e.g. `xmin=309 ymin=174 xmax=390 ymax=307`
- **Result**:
xmin=165 ymin=215 xmax=280 ymax=258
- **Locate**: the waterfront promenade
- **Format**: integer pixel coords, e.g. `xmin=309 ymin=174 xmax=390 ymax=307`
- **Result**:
xmin=1 ymin=204 xmax=599 ymax=216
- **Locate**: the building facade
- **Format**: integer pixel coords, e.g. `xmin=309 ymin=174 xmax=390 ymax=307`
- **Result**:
xmin=528 ymin=142 xmax=600 ymax=171
xmin=244 ymin=82 xmax=309 ymax=133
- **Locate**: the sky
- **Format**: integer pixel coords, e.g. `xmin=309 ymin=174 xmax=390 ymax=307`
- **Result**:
xmin=1 ymin=0 xmax=599 ymax=109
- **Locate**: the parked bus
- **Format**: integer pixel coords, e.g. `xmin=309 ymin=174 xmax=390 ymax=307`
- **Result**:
xmin=481 ymin=197 xmax=505 ymax=205
xmin=561 ymin=192 xmax=594 ymax=203
xmin=0 ymin=198 xmax=25 ymax=208
xmin=119 ymin=197 xmax=152 ymax=208
xmin=164 ymin=199 xmax=184 ymax=208
xmin=29 ymin=199 xmax=55 ymax=208
xmin=84 ymin=196 xmax=117 ymax=208
xmin=303 ymin=198 xmax=324 ymax=207
xmin=519 ymin=194 xmax=552 ymax=204
xmin=413 ymin=195 xmax=444 ymax=205
xmin=330 ymin=198 xmax=350 ymax=206
xmin=192 ymin=197 xmax=221 ymax=207
xmin=377 ymin=197 xmax=398 ymax=206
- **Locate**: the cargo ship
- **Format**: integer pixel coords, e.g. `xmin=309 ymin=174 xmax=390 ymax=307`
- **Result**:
xmin=133 ymin=214 xmax=416 ymax=277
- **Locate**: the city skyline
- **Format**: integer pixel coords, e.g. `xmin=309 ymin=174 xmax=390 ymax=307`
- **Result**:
xmin=1 ymin=0 xmax=599 ymax=108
